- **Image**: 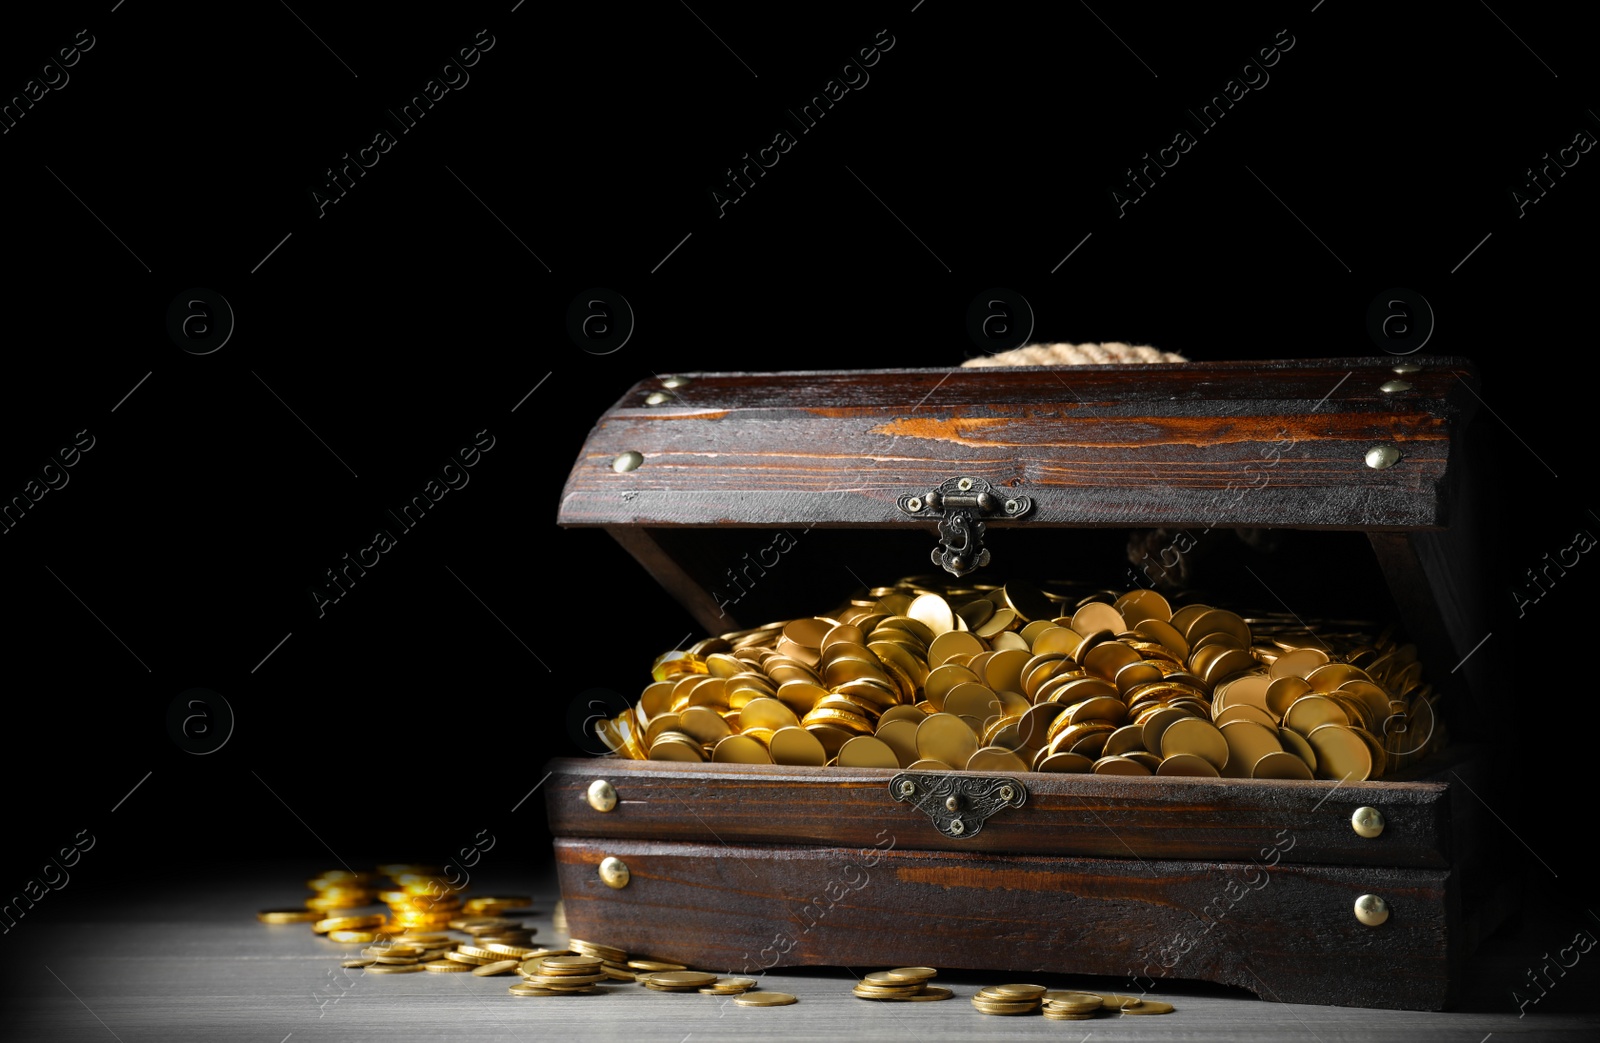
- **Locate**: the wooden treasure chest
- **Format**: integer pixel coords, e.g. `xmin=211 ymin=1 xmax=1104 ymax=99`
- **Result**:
xmin=544 ymin=356 xmax=1512 ymax=1011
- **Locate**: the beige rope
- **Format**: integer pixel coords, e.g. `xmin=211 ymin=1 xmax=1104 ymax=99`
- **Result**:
xmin=962 ymin=341 xmax=1187 ymax=367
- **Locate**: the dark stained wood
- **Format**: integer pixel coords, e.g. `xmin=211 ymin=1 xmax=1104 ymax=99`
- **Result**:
xmin=544 ymin=755 xmax=1462 ymax=869
xmin=559 ymin=358 xmax=1478 ymax=529
xmin=555 ymin=838 xmax=1457 ymax=1010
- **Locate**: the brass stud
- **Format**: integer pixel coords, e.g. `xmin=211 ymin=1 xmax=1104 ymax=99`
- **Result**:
xmin=587 ymin=779 xmax=618 ymax=813
xmin=598 ymin=857 xmax=631 ymax=889
xmin=1379 ymin=379 xmax=1412 ymax=393
xmin=660 ymin=375 xmax=691 ymax=388
xmin=1365 ymin=445 xmax=1401 ymax=470
xmin=612 ymin=451 xmax=643 ymax=473
xmin=1354 ymin=893 xmax=1389 ymax=926
xmin=1351 ymin=806 xmax=1385 ymax=838
xmin=644 ymin=391 xmax=670 ymax=406
xmin=945 ymin=795 xmax=960 ymax=812
xmin=1392 ymin=363 xmax=1421 ymax=375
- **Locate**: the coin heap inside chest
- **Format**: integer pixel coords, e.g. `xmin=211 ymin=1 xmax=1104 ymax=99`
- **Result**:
xmin=594 ymin=578 xmax=1441 ymax=780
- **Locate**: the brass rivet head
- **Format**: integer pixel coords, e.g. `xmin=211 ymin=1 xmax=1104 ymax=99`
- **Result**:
xmin=612 ymin=451 xmax=643 ymax=473
xmin=1354 ymin=893 xmax=1389 ymax=926
xmin=644 ymin=391 xmax=670 ymax=405
xmin=660 ymin=375 xmax=691 ymax=389
xmin=998 ymin=785 xmax=1016 ymax=801
xmin=587 ymin=779 xmax=618 ymax=813
xmin=1379 ymin=379 xmax=1412 ymax=393
xmin=1351 ymin=806 xmax=1385 ymax=838
xmin=944 ymin=795 xmax=960 ymax=812
xmin=1365 ymin=445 xmax=1401 ymax=470
xmin=598 ymin=857 xmax=630 ymax=889
xmin=1392 ymin=363 xmax=1421 ymax=375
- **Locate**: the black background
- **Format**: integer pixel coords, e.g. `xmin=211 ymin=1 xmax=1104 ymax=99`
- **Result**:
xmin=2 ymin=1 xmax=1593 ymax=923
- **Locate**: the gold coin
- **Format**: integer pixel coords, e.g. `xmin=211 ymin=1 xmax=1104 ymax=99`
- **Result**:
xmin=897 ymin=985 xmax=953 ymax=1001
xmin=1265 ymin=675 xmax=1312 ymax=719
xmin=445 ymin=951 xmax=491 ymax=965
xmin=641 ymin=970 xmax=718 ymax=987
xmin=1098 ymin=993 xmax=1144 ymax=1009
xmin=524 ymin=973 xmax=609 ymax=985
xmin=998 ymin=581 xmax=1053 ymax=623
xmin=1043 ymin=990 xmax=1104 ymax=1012
xmin=923 ymin=664 xmax=981 ymax=710
xmin=314 ymin=914 xmax=385 ymax=933
xmin=874 ymin=719 xmax=921 ymax=768
xmin=908 ymin=593 xmax=956 ymax=635
xmin=1215 ymin=703 xmax=1278 ymax=730
xmin=906 ymin=757 xmax=950 ymax=770
xmin=1252 ymin=749 xmax=1315 ymax=779
xmin=1043 ymin=1009 xmax=1095 ymax=1020
xmin=1134 ymin=618 xmax=1189 ymax=657
xmin=259 ymin=908 xmax=324 ymax=924
xmin=1072 ymin=601 xmax=1126 ymax=637
xmin=734 ymin=991 xmax=798 ymax=1006
xmin=648 ymin=735 xmax=705 ymax=762
xmin=1119 ymin=999 xmax=1175 ymax=1014
xmin=677 ymin=706 xmax=732 ymax=744
xmin=1219 ymin=720 xmax=1282 ymax=778
xmin=1283 ymin=694 xmax=1349 ymax=735
xmin=366 ymin=963 xmax=423 ymax=974
xmin=1305 ymin=662 xmax=1373 ymax=693
xmin=340 ymin=958 xmax=377 ymax=968
xmin=472 ymin=960 xmax=520 ymax=976
xmin=971 ymin=998 xmax=1038 ymax=1014
xmin=853 ymin=983 xmax=925 ymax=998
xmin=628 ymin=959 xmax=690 ymax=972
xmin=928 ymin=629 xmax=985 ymax=666
xmin=541 ymin=955 xmax=604 ymax=969
xmin=1156 ymin=752 xmax=1220 ymax=776
xmin=1279 ymin=726 xmax=1317 ymax=772
xmin=1140 ymin=705 xmax=1190 ymax=754
xmin=1270 ymin=647 xmax=1330 ymax=679
xmin=984 ymin=983 xmax=1047 ymax=1000
xmin=1114 ymin=588 xmax=1172 ymax=625
xmin=740 ymin=697 xmax=801 ymax=732
xmin=836 ymin=735 xmax=900 ymax=769
xmin=982 ymin=648 xmax=1032 ymax=694
xmin=989 ymin=629 xmax=1029 ymax=651
xmin=880 ymin=966 xmax=938 ymax=981
xmin=713 ymin=732 xmax=774 ymax=764
xmin=916 ymin=712 xmax=979 ymax=766
xmin=768 ymin=725 xmax=827 ymax=766
xmin=1093 ymin=754 xmax=1152 ymax=775
xmin=1215 ymin=672 xmax=1272 ymax=711
xmin=1159 ymin=716 xmax=1229 ymax=770
xmin=424 ymin=959 xmax=472 ymax=972
xmin=965 ymin=745 xmax=1029 ymax=772
xmin=1034 ymin=751 xmax=1094 ymax=772
xmin=1306 ymin=723 xmax=1372 ymax=781
xmin=326 ymin=929 xmax=382 ymax=944
xmin=484 ymin=943 xmax=537 ymax=958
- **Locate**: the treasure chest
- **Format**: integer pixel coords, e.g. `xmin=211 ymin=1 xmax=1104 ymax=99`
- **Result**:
xmin=544 ymin=357 xmax=1512 ymax=1011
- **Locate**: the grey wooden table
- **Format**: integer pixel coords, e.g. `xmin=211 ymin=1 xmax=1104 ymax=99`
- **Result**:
xmin=3 ymin=864 xmax=1595 ymax=1042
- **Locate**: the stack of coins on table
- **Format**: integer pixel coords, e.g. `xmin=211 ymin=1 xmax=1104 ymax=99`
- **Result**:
xmin=851 ymin=966 xmax=953 ymax=1001
xmin=595 ymin=577 xmax=1443 ymax=780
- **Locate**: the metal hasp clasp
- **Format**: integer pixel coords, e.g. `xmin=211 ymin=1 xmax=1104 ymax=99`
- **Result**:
xmin=889 ymin=772 xmax=1027 ymax=839
xmin=896 ymin=476 xmax=1033 ymax=578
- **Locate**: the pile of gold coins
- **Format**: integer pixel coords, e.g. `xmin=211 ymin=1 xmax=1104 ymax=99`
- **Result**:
xmin=260 ymin=869 xmax=794 ymax=1004
xmin=594 ymin=578 xmax=1443 ymax=781
xmin=851 ymin=966 xmax=953 ymax=1001
xmin=970 ymin=985 xmax=1174 ymax=1019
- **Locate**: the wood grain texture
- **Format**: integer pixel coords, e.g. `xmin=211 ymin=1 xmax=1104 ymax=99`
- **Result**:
xmin=555 ymin=838 xmax=1457 ymax=1010
xmin=558 ymin=358 xmax=1478 ymax=529
xmin=543 ymin=753 xmax=1469 ymax=868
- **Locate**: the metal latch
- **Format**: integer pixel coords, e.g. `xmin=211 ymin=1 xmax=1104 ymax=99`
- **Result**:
xmin=896 ymin=476 xmax=1032 ymax=578
xmin=889 ymin=772 xmax=1027 ymax=839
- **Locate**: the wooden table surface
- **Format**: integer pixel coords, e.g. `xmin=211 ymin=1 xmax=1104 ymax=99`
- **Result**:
xmin=3 ymin=864 xmax=1595 ymax=1042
